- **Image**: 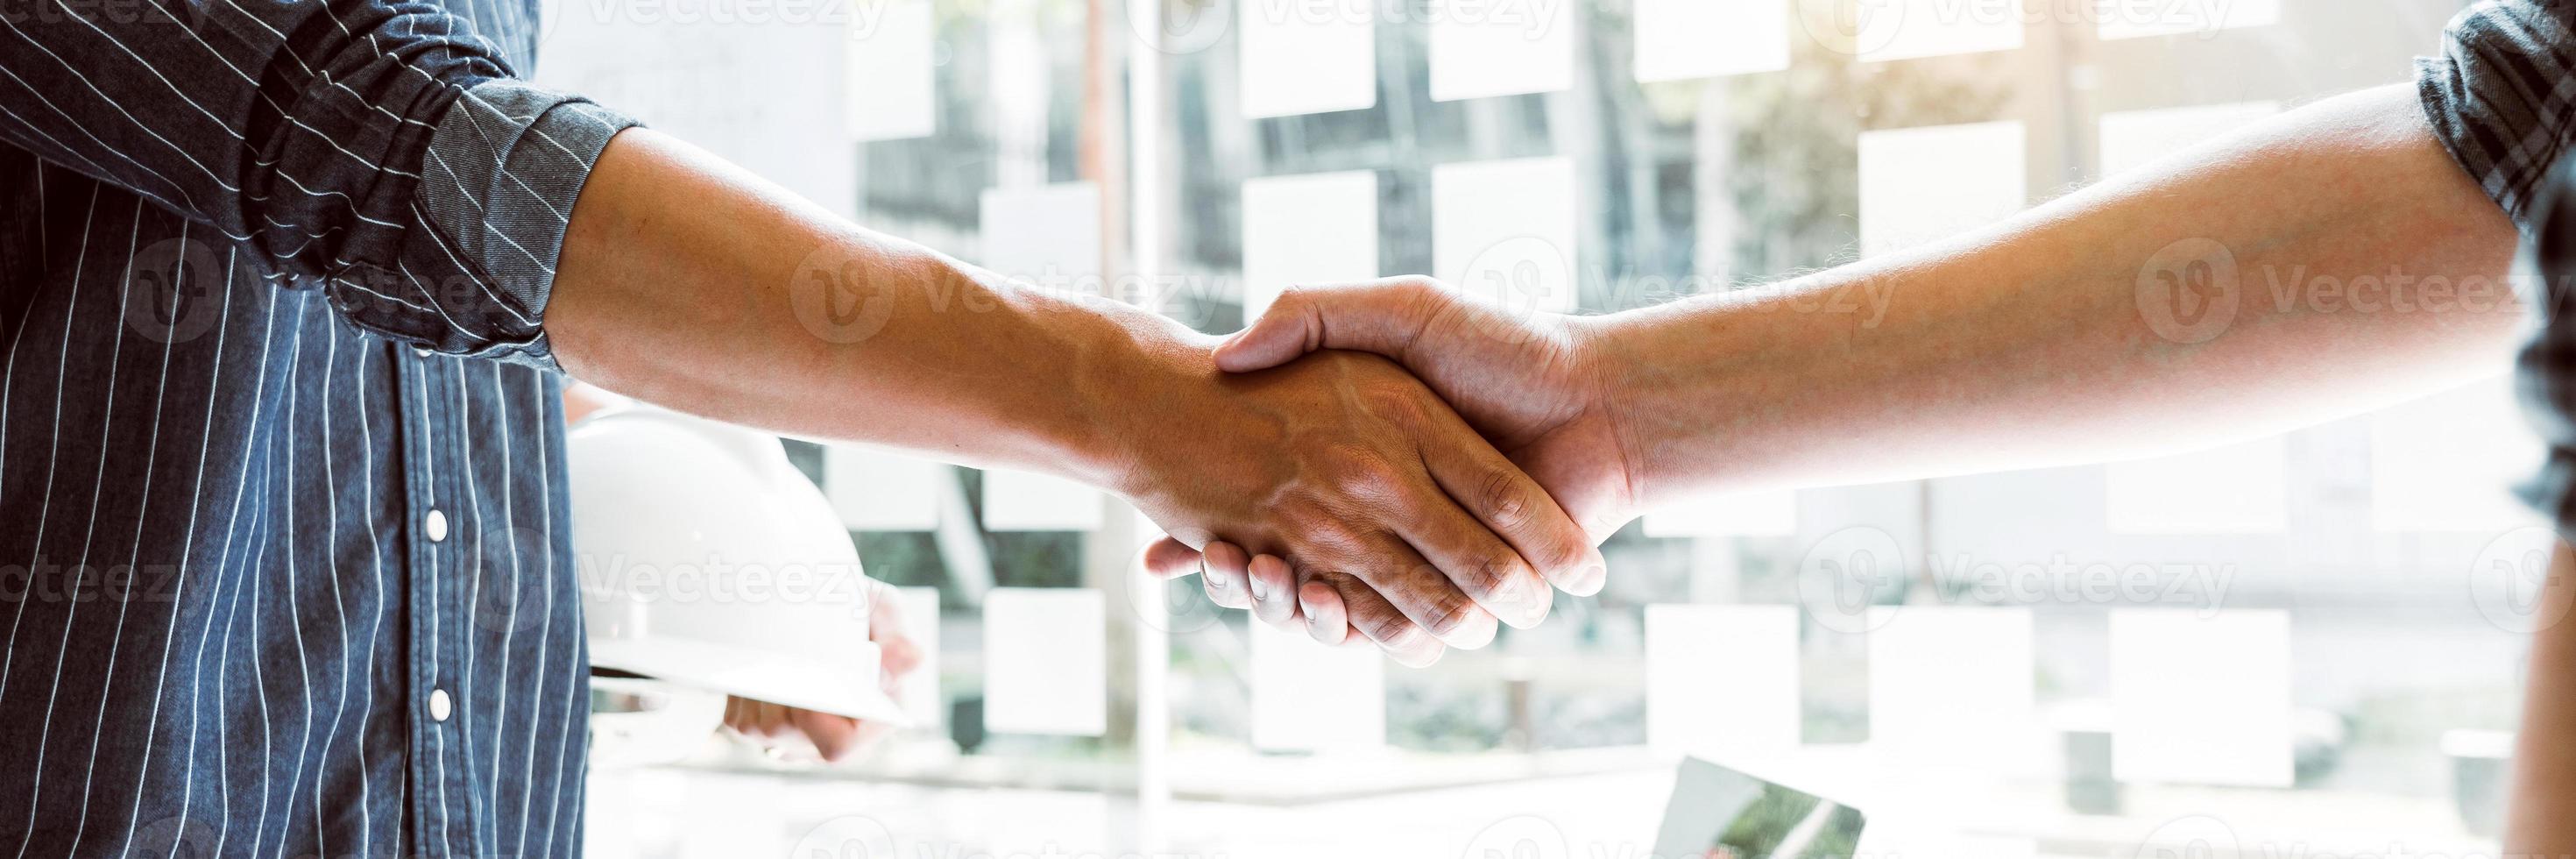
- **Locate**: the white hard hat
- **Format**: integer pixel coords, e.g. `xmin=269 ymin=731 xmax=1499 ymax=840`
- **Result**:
xmin=568 ymin=406 xmax=908 ymax=725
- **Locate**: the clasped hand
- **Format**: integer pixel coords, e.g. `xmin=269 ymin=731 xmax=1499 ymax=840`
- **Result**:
xmin=1141 ymin=276 xmax=1643 ymax=664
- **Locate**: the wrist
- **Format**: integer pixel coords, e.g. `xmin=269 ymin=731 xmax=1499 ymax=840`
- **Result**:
xmin=1058 ymin=308 xmax=1222 ymax=498
xmin=1563 ymin=309 xmax=1661 ymax=514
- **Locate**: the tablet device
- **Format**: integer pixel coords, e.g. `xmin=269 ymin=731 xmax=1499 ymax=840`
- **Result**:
xmin=1651 ymin=757 xmax=1868 ymax=859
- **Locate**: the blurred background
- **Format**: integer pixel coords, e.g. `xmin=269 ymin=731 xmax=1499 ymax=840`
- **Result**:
xmin=545 ymin=0 xmax=2553 ymax=855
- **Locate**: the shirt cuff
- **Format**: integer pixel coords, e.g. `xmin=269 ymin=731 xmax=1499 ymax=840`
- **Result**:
xmin=393 ymin=78 xmax=640 ymax=370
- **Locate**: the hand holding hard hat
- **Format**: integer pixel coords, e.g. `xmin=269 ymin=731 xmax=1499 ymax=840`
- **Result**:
xmin=567 ymin=392 xmax=917 ymax=762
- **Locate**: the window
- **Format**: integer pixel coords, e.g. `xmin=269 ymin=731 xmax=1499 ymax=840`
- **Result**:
xmin=562 ymin=1 xmax=2533 ymax=855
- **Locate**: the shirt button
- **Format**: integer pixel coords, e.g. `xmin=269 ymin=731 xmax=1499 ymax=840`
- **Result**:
xmin=412 ymin=346 xmax=432 ymax=359
xmin=428 ymin=688 xmax=453 ymax=722
xmin=424 ymin=509 xmax=449 ymax=543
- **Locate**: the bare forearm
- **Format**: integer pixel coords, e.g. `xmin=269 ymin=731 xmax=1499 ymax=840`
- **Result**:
xmin=1589 ymin=84 xmax=2523 ymax=505
xmin=541 ymin=129 xmax=1602 ymax=651
xmin=546 ymin=128 xmax=1192 ymax=484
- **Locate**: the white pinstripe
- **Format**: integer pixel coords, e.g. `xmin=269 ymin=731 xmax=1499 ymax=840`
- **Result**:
xmin=0 ymin=63 xmax=203 ymax=213
xmin=0 ymin=0 xmax=626 ymax=849
xmin=408 ymin=197 xmax=541 ymax=328
xmin=0 ymin=158 xmax=30 ymax=539
xmin=115 ymin=243 xmax=233 ymax=856
xmin=66 ymin=213 xmax=187 ymax=855
xmin=0 ymin=181 xmax=99 ymax=712
xmin=307 ymin=316 xmax=357 ymax=859
xmin=516 ymin=368 xmax=559 ymax=857
xmin=264 ymin=307 xmax=315 ymax=859
xmin=450 ymin=355 xmax=494 ymax=855
xmin=2 ymin=7 xmax=429 ymax=221
xmin=485 ymin=364 xmax=525 ymax=843
xmin=415 ymin=345 xmax=456 ymax=859
xmin=211 ymin=412 xmax=282 ymax=859
xmin=175 ymin=251 xmax=264 ymax=859
xmin=0 ymin=19 xmax=253 ymax=196
xmin=11 ymin=195 xmax=140 ymax=859
xmin=344 ymin=339 xmax=393 ymax=855
xmin=240 ymin=370 xmax=279 ymax=859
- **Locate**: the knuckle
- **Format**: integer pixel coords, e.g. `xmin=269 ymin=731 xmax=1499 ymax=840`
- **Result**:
xmin=1318 ymin=444 xmax=1399 ymax=495
xmin=1299 ymin=524 xmax=1367 ymax=561
xmin=1385 ymin=275 xmax=1445 ymax=298
xmin=1349 ymin=601 xmax=1415 ymax=644
xmin=1477 ymin=470 xmax=1533 ymax=531
xmin=1418 ymin=594 xmax=1480 ymax=640
xmin=1461 ymin=554 xmax=1526 ymax=599
xmin=1359 ymin=386 xmax=1429 ymax=425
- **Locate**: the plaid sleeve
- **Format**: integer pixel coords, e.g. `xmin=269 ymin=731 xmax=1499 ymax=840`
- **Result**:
xmin=2416 ymin=0 xmax=2576 ymax=233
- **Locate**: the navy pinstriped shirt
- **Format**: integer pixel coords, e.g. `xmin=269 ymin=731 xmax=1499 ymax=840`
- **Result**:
xmin=0 ymin=0 xmax=635 ymax=855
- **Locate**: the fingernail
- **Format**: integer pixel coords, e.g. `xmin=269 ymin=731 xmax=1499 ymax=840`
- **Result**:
xmin=1248 ymin=571 xmax=1269 ymax=601
xmin=1504 ymin=577 xmax=1548 ymax=626
xmin=1577 ymin=564 xmax=1607 ymax=594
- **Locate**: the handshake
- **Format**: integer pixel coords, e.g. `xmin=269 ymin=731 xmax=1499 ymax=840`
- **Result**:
xmin=1118 ymin=275 xmax=1644 ymax=667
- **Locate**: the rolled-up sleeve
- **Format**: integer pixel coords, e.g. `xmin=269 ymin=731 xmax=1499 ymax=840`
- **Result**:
xmin=0 ymin=0 xmax=634 ymax=369
xmin=366 ymin=78 xmax=635 ymax=367
xmin=2416 ymin=0 xmax=2576 ymax=233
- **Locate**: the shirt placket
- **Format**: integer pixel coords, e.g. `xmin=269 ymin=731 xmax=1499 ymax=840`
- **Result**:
xmin=399 ymin=343 xmax=478 ymax=856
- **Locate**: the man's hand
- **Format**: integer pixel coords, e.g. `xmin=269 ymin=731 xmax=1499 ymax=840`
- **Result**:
xmin=1221 ymin=278 xmax=1642 ymax=543
xmin=1143 ymin=278 xmax=1641 ymax=642
xmin=1117 ymin=346 xmax=1603 ymax=665
xmin=722 ymin=579 xmax=924 ymax=763
xmin=546 ymin=131 xmax=1600 ymax=670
